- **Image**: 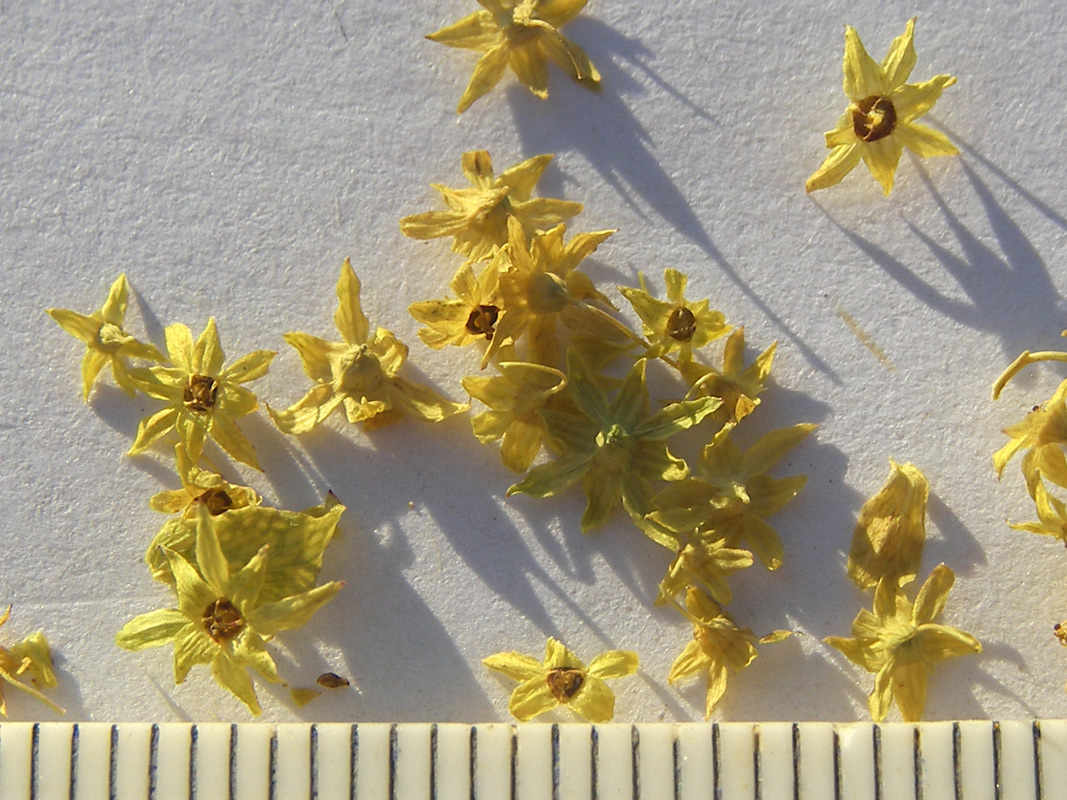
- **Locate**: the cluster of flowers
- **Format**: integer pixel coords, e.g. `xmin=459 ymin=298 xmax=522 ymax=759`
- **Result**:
xmin=428 ymin=4 xmax=957 ymax=197
xmin=400 ymin=149 xmax=810 ymax=719
xmin=0 ymin=606 xmax=62 ymax=717
xmin=993 ymin=336 xmax=1067 ymax=652
xmin=826 ymin=461 xmax=980 ymax=721
xmin=48 ymin=277 xmax=350 ymax=715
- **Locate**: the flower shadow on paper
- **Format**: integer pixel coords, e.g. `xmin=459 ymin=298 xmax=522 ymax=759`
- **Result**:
xmin=506 ymin=16 xmax=839 ymax=384
xmin=821 ymin=148 xmax=1066 ymax=362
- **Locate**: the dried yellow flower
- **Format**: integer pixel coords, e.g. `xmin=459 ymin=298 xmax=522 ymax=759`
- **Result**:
xmin=0 ymin=607 xmax=63 ymax=717
xmin=269 ymin=260 xmax=466 ymax=434
xmin=117 ymin=506 xmax=343 ymax=715
xmin=409 ymin=258 xmax=503 ymax=349
xmin=484 ymin=637 xmax=637 ymax=722
xmin=47 ymin=273 xmax=164 ymax=401
xmin=129 ymin=318 xmax=275 ymax=470
xmin=427 ymin=0 xmax=600 ymax=113
xmin=847 ymin=460 xmax=929 ymax=590
xmin=149 ymin=445 xmax=261 ymax=518
xmin=618 ymin=269 xmax=730 ymax=362
xmin=825 ymin=565 xmax=980 ymax=722
xmin=679 ymin=327 xmax=775 ymax=426
xmin=806 ymin=19 xmax=957 ymax=195
xmin=400 ymin=151 xmax=581 ymax=262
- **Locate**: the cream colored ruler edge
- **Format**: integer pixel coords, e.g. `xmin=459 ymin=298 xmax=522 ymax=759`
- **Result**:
xmin=0 ymin=721 xmax=1063 ymax=800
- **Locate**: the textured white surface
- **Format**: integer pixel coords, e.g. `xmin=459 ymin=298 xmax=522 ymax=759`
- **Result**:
xmin=2 ymin=0 xmax=1066 ymax=723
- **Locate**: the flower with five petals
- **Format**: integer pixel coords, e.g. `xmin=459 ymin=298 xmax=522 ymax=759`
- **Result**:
xmin=484 ymin=637 xmax=637 ymax=722
xmin=427 ymin=0 xmax=600 ymax=113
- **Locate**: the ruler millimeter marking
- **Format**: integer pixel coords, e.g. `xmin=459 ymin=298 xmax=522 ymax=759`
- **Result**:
xmin=0 ymin=721 xmax=1055 ymax=799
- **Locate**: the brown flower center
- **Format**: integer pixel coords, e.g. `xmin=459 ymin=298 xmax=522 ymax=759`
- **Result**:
xmin=184 ymin=374 xmax=219 ymax=413
xmin=667 ymin=307 xmax=697 ymax=341
xmin=202 ymin=599 xmax=244 ymax=642
xmin=545 ymin=667 xmax=585 ymax=702
xmin=852 ymin=95 xmax=897 ymax=142
xmin=196 ymin=488 xmax=233 ymax=515
xmin=465 ymin=304 xmax=500 ymax=341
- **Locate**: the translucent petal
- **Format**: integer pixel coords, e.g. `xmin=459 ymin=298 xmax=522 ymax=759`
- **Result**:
xmin=842 ymin=26 xmax=884 ymax=100
xmin=568 ymin=676 xmax=615 ymax=722
xmin=860 ymin=136 xmax=903 ymax=196
xmin=891 ymin=74 xmax=956 ymax=124
xmin=483 ymin=652 xmax=543 ymax=682
xmin=912 ymin=564 xmax=954 ymax=625
xmin=508 ymin=677 xmax=557 ymax=721
xmin=173 ymin=622 xmax=217 ymax=684
xmin=194 ymin=318 xmax=225 ymax=376
xmin=334 ymin=259 xmax=369 ymax=345
xmin=587 ymin=650 xmax=639 ymax=679
xmin=894 ymin=122 xmax=959 ymax=158
xmin=457 ymin=44 xmax=510 ymax=113
xmin=426 ymin=10 xmax=500 ymax=51
xmin=115 ymin=609 xmax=188 ymax=651
xmin=211 ymin=652 xmax=260 ymax=715
xmin=248 ymin=582 xmax=343 ymax=636
xmin=509 ymin=42 xmax=549 ymax=99
xmin=805 ymin=145 xmax=861 ymax=193
xmin=880 ymin=18 xmax=917 ymax=91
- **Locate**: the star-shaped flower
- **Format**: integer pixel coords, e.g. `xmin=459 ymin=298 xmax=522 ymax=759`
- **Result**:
xmin=427 ymin=0 xmax=600 ymax=113
xmin=1008 ymin=481 xmax=1067 ymax=545
xmin=48 ymin=274 xmax=164 ymax=401
xmin=508 ymin=350 xmax=719 ymax=538
xmin=149 ymin=445 xmax=261 ymax=518
xmin=408 ymin=258 xmax=503 ymax=350
xmin=484 ymin=637 xmax=637 ymax=722
xmin=656 ymin=534 xmax=754 ymax=606
xmin=117 ymin=506 xmax=343 ymax=715
xmin=679 ymin=327 xmax=775 ymax=425
xmin=649 ymin=423 xmax=814 ymax=569
xmin=129 ymin=319 xmax=275 ymax=470
xmin=0 ymin=606 xmax=63 ymax=716
xmin=269 ymin=260 xmax=466 ymax=434
xmin=485 ymin=217 xmax=615 ymax=368
xmin=463 ymin=356 xmax=567 ymax=472
xmin=806 ymin=19 xmax=957 ymax=195
xmin=400 ymin=150 xmax=582 ymax=262
xmin=825 ymin=564 xmax=981 ymax=722
xmin=618 ymin=269 xmax=730 ymax=362
xmin=667 ymin=587 xmax=786 ymax=719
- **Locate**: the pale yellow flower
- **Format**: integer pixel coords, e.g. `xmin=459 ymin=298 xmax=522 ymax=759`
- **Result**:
xmin=649 ymin=423 xmax=814 ymax=570
xmin=463 ymin=357 xmax=567 ymax=472
xmin=618 ymin=269 xmax=730 ymax=362
xmin=129 ymin=319 xmax=275 ymax=470
xmin=806 ymin=19 xmax=957 ymax=195
xmin=149 ymin=445 xmax=260 ymax=518
xmin=269 ymin=260 xmax=466 ymax=434
xmin=117 ymin=506 xmax=343 ymax=715
xmin=1008 ymin=481 xmax=1067 ymax=545
xmin=0 ymin=607 xmax=63 ymax=716
xmin=400 ymin=151 xmax=581 ymax=262
xmin=484 ymin=637 xmax=637 ymax=722
xmin=48 ymin=274 xmax=164 ymax=401
xmin=667 ymin=587 xmax=787 ymax=719
xmin=679 ymin=327 xmax=775 ymax=426
xmin=428 ymin=0 xmax=600 ymax=113
xmin=825 ymin=565 xmax=980 ymax=722
xmin=847 ymin=460 xmax=929 ymax=590
xmin=409 ymin=257 xmax=503 ymax=350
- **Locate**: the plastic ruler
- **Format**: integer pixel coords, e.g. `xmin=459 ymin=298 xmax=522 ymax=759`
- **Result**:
xmin=0 ymin=721 xmax=1063 ymax=799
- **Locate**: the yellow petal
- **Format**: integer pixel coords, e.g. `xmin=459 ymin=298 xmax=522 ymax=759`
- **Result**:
xmin=194 ymin=318 xmax=225 ymax=376
xmin=911 ymin=564 xmax=954 ymax=625
xmin=891 ymin=74 xmax=956 ymax=124
xmin=509 ymin=42 xmax=550 ymax=98
xmin=282 ymin=332 xmax=337 ymax=384
xmin=890 ymin=661 xmax=929 ymax=722
xmin=842 ymin=26 xmax=884 ymax=100
xmin=165 ymin=323 xmax=195 ymax=373
xmin=805 ymin=144 xmax=861 ymax=193
xmin=587 ymin=650 xmax=639 ymax=679
xmin=539 ymin=29 xmax=600 ymax=85
xmin=128 ymin=407 xmax=178 ymax=455
xmin=508 ymin=677 xmax=557 ymax=721
xmin=173 ymin=622 xmax=217 ymax=683
xmin=334 ymin=259 xmax=369 ymax=346
xmin=860 ymin=136 xmax=903 ymax=196
xmin=232 ymin=630 xmax=281 ymax=684
xmin=893 ymin=122 xmax=958 ymax=158
xmin=568 ymin=675 xmax=615 ymax=722
xmin=457 ymin=44 xmax=510 ymax=113
xmin=544 ymin=637 xmax=585 ymax=670
xmin=499 ymin=419 xmax=544 ymax=472
xmin=868 ymin=664 xmax=893 ymax=722
xmin=209 ymin=415 xmax=260 ymax=470
xmin=80 ymin=349 xmax=109 ymax=402
xmin=703 ymin=660 xmax=728 ymax=719
xmin=880 ymin=18 xmax=916 ymax=91
xmin=211 ymin=652 xmax=260 ymax=715
xmin=269 ymin=386 xmax=345 ymax=435
xmin=47 ymin=308 xmax=99 ymax=344
xmin=536 ymin=0 xmax=588 ymax=28
xmin=668 ymin=639 xmax=706 ymax=684
xmin=426 ymin=10 xmax=500 ymax=50
xmin=483 ymin=651 xmax=543 ymax=682
xmin=223 ymin=350 xmax=275 ymax=384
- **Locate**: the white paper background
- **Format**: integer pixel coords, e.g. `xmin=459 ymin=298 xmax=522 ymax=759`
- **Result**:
xmin=3 ymin=0 xmax=1067 ymax=722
